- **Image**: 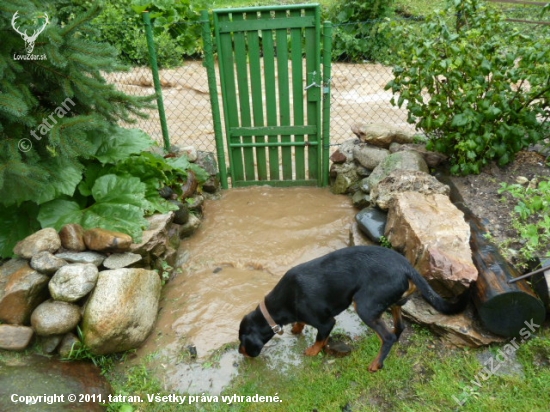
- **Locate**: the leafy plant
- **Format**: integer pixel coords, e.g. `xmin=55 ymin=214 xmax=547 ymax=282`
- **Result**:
xmin=386 ymin=0 xmax=550 ymax=175
xmin=498 ymin=177 xmax=550 ymax=261
xmin=327 ymin=0 xmax=394 ymax=62
xmin=85 ymin=0 xmax=208 ymax=68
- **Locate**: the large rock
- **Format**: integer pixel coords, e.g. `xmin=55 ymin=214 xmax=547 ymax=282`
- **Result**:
xmin=195 ymin=151 xmax=219 ymax=176
xmin=103 ymin=252 xmax=142 ymax=269
xmin=13 ymin=228 xmax=61 ymax=259
xmin=371 ymin=170 xmax=450 ymax=210
xmin=366 ymin=151 xmax=429 ymax=192
xmin=355 ymin=207 xmax=388 ymax=243
xmin=31 ymin=300 xmax=81 ymax=336
xmin=351 ymin=122 xmax=414 ymax=148
xmin=48 ymin=263 xmax=99 ymax=302
xmin=0 ymin=262 xmax=49 ymax=325
xmin=352 ymin=144 xmax=390 ymax=170
xmin=58 ymin=332 xmax=82 ymax=358
xmin=349 ymin=222 xmax=376 ymax=247
xmin=351 ymin=191 xmax=371 ymax=209
xmin=0 ymin=356 xmax=112 ymax=412
xmin=59 ymin=223 xmax=86 ymax=251
xmin=83 ymin=228 xmax=133 ymax=253
xmin=131 ymin=213 xmax=174 ymax=258
xmin=82 ymin=268 xmax=161 ymax=355
xmin=385 ymin=192 xmax=478 ymax=296
xmin=389 ymin=143 xmax=448 ymax=167
xmin=330 ymin=162 xmax=360 ymax=195
xmin=177 ymin=214 xmax=202 ymax=239
xmin=402 ymin=295 xmax=504 ymax=347
xmin=30 ymin=251 xmax=68 ymax=275
xmin=55 ymin=251 xmax=106 ymax=267
xmin=0 ymin=324 xmax=34 ymax=350
xmin=330 ymin=139 xmax=357 ymax=164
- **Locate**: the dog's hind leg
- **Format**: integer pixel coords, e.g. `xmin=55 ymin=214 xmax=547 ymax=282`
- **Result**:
xmin=304 ymin=317 xmax=336 ymax=356
xmin=364 ymin=317 xmax=397 ymax=372
xmin=354 ymin=302 xmax=397 ymax=372
xmin=391 ymin=306 xmax=405 ymax=339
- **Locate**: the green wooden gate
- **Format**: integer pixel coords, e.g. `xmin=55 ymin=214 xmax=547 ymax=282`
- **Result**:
xmin=202 ymin=4 xmax=332 ymax=188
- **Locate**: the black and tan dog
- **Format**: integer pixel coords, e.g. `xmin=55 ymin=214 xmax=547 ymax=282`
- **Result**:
xmin=238 ymin=245 xmax=468 ymax=372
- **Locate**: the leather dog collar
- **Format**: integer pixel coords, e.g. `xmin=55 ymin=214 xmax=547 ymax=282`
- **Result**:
xmin=259 ymin=300 xmax=283 ymax=335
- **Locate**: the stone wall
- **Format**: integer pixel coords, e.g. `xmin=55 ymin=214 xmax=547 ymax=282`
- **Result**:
xmin=333 ymin=122 xmax=502 ymax=346
xmin=0 ymin=148 xmax=220 ymax=356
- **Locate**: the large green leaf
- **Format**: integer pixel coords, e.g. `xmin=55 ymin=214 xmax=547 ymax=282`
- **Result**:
xmin=34 ymin=157 xmax=84 ymax=205
xmin=92 ymin=128 xmax=156 ymax=164
xmin=37 ymin=199 xmax=82 ymax=229
xmin=0 ymin=202 xmax=41 ymax=258
xmin=38 ymin=174 xmax=149 ymax=242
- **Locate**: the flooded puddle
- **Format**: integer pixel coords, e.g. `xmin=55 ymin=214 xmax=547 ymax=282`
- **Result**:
xmin=122 ymin=186 xmax=365 ymax=394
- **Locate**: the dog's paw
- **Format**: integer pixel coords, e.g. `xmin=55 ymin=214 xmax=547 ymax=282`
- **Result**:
xmin=304 ymin=347 xmax=320 ymax=356
xmin=368 ymin=361 xmax=383 ymax=373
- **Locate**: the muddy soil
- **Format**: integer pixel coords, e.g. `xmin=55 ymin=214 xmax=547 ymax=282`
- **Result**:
xmin=118 ymin=186 xmax=362 ymax=394
xmin=114 ymin=153 xmax=550 ymax=396
xmin=450 ymin=150 xmax=550 ymax=263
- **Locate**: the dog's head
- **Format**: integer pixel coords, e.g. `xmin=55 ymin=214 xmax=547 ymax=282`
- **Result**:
xmin=238 ymin=309 xmax=274 ymax=357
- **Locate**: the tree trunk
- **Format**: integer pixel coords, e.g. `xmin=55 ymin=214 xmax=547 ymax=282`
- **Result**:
xmin=437 ymin=173 xmax=546 ymax=337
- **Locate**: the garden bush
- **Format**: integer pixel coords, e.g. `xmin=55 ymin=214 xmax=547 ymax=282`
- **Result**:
xmin=326 ymin=0 xmax=394 ymax=62
xmin=0 ymin=1 xmax=206 ymax=257
xmin=386 ymin=0 xmax=550 ymax=175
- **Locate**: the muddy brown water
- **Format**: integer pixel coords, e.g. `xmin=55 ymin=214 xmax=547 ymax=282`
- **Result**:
xmin=121 ymin=186 xmax=372 ymax=395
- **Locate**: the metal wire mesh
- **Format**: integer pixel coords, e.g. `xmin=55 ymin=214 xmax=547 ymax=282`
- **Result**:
xmin=98 ymin=19 xmax=414 ymax=153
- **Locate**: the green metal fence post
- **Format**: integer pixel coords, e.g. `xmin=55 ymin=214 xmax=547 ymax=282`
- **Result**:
xmin=322 ymin=21 xmax=332 ymax=187
xmin=142 ymin=11 xmax=170 ymax=152
xmin=201 ymin=10 xmax=229 ymax=190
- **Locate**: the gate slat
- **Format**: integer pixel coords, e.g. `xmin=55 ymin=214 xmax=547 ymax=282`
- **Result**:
xmin=209 ymin=5 xmax=328 ymax=187
xmin=261 ymin=20 xmax=280 ymax=181
xmin=215 ymin=12 xmax=244 ymax=182
xmin=232 ymin=13 xmax=255 ymax=181
xmin=290 ymin=8 xmax=305 ymax=180
xmin=246 ymin=18 xmax=268 ymax=181
xmin=218 ymin=16 xmax=315 ymax=32
xmin=304 ymin=7 xmax=320 ymax=179
xmin=275 ymin=10 xmax=293 ymax=181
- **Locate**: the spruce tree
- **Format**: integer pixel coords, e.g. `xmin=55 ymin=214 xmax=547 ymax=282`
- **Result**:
xmin=0 ymin=1 xmax=158 ymax=256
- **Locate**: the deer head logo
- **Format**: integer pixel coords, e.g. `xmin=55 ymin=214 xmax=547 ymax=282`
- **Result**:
xmin=11 ymin=11 xmax=49 ymax=55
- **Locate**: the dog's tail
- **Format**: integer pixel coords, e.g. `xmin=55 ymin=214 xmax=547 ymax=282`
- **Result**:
xmin=407 ymin=268 xmax=469 ymax=315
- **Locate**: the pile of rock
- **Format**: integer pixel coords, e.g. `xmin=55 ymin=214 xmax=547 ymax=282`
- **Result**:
xmin=0 ymin=209 xmax=195 ymax=356
xmin=332 ymin=122 xmax=501 ymax=346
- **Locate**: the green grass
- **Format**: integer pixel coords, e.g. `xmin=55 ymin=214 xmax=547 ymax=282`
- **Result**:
xmin=104 ymin=323 xmax=550 ymax=412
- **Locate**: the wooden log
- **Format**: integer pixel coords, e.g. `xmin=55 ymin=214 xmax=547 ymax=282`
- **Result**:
xmin=437 ymin=173 xmax=546 ymax=337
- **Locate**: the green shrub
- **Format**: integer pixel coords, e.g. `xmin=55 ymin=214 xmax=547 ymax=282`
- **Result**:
xmin=386 ymin=0 xmax=550 ymax=175
xmin=498 ymin=177 xmax=550 ymax=261
xmin=327 ymin=0 xmax=394 ymax=62
xmin=76 ymin=0 xmax=206 ymax=68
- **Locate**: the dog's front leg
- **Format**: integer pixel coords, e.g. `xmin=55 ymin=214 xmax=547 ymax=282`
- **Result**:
xmin=291 ymin=322 xmax=306 ymax=334
xmin=304 ymin=318 xmax=335 ymax=356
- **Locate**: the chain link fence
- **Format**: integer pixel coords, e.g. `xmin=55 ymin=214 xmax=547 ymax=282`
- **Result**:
xmin=98 ymin=8 xmax=549 ymax=154
xmin=98 ymin=18 xmax=415 ymax=154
